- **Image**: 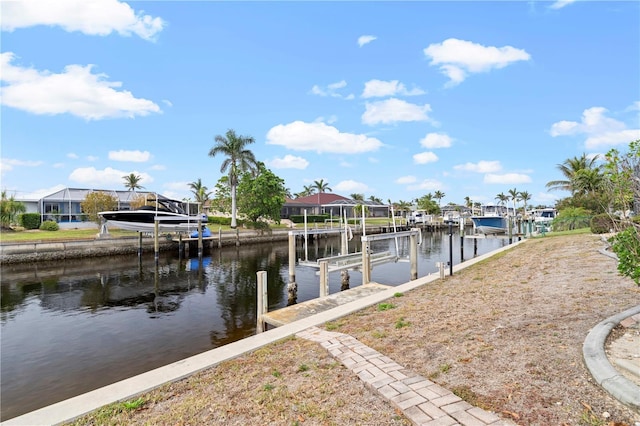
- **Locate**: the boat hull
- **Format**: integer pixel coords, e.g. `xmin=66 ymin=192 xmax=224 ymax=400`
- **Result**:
xmin=99 ymin=211 xmax=207 ymax=232
xmin=471 ymin=216 xmax=508 ymax=235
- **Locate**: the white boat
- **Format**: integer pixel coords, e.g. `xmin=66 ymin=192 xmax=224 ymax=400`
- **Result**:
xmin=529 ymin=208 xmax=557 ymax=233
xmin=99 ymin=198 xmax=207 ymax=232
xmin=471 ymin=204 xmax=509 ymax=235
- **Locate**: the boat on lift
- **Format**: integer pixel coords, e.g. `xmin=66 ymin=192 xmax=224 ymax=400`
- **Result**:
xmin=470 ymin=204 xmax=509 ymax=235
xmin=99 ymin=197 xmax=207 ymax=232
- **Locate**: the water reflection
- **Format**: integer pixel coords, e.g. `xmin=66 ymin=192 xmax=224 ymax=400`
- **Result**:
xmin=1 ymin=231 xmax=507 ymax=421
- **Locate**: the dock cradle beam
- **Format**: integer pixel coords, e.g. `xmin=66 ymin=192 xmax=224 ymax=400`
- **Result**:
xmin=361 ymin=229 xmax=420 ymax=285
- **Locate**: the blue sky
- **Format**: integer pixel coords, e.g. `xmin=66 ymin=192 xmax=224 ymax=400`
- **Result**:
xmin=2 ymin=0 xmax=639 ymax=208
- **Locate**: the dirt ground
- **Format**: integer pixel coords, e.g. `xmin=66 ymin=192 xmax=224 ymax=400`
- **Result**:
xmin=69 ymin=233 xmax=640 ymax=426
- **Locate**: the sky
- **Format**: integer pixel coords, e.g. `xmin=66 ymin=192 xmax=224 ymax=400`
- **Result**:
xmin=1 ymin=0 xmax=639 ymax=208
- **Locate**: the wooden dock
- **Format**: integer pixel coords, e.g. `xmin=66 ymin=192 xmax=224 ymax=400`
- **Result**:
xmin=262 ymin=283 xmax=391 ymax=327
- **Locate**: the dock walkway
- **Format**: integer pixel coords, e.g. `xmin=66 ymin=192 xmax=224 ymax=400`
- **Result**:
xmin=262 ymin=283 xmax=391 ymax=327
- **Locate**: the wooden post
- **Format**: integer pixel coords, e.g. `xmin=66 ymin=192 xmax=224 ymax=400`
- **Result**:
xmin=178 ymin=233 xmax=183 ymax=258
xmin=218 ymin=227 xmax=222 ymax=248
xmin=361 ymin=237 xmax=371 ymax=285
xmin=197 ymin=219 xmax=203 ymax=258
xmin=319 ymin=261 xmax=328 ymax=297
xmin=256 ymin=271 xmax=267 ymax=333
xmin=410 ymin=231 xmax=418 ymax=281
xmin=154 ymin=219 xmax=159 ymax=264
xmin=138 ymin=232 xmax=143 ymax=258
xmin=288 ymin=232 xmax=296 ymax=284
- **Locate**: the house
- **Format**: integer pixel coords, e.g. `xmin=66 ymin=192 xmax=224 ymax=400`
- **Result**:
xmin=281 ymin=193 xmax=389 ymax=220
xmin=29 ymin=188 xmax=168 ymax=227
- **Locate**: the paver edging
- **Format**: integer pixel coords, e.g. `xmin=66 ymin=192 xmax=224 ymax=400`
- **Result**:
xmin=582 ymin=304 xmax=640 ymax=414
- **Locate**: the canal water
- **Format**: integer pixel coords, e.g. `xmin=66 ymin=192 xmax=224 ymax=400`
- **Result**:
xmin=1 ymin=230 xmax=509 ymax=421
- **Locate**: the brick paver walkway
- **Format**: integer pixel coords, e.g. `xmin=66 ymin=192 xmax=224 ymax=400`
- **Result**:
xmin=297 ymin=327 xmax=516 ymax=426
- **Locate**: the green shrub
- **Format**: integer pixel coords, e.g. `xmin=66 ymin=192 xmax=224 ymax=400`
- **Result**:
xmin=208 ymin=216 xmax=231 ymax=226
xmin=290 ymin=214 xmax=329 ymax=224
xmin=39 ymin=221 xmax=59 ymax=231
xmin=590 ymin=214 xmax=615 ymax=234
xmin=20 ymin=213 xmax=41 ymax=230
xmin=610 ymin=225 xmax=640 ymax=285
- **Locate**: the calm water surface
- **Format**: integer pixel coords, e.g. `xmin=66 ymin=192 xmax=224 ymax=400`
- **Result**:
xmin=1 ymin=230 xmax=508 ymax=420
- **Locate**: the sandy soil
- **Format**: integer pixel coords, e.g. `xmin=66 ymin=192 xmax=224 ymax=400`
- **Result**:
xmin=69 ymin=233 xmax=640 ymax=426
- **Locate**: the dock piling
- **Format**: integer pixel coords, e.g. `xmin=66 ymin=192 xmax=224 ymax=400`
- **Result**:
xmin=256 ymin=271 xmax=267 ymax=333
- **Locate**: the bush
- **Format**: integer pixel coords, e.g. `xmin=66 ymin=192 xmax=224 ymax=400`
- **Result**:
xmin=590 ymin=214 xmax=615 ymax=234
xmin=207 ymin=216 xmax=244 ymax=227
xmin=20 ymin=213 xmax=41 ymax=230
xmin=610 ymin=225 xmax=640 ymax=286
xmin=289 ymin=214 xmax=329 ymax=224
xmin=39 ymin=221 xmax=59 ymax=231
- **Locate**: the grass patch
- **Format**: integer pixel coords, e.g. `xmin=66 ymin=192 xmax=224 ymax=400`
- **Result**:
xmin=393 ymin=292 xmax=404 ymax=297
xmin=377 ymin=302 xmax=395 ymax=311
xmin=297 ymin=364 xmax=310 ymax=372
xmin=324 ymin=320 xmax=344 ymax=330
xmin=394 ymin=317 xmax=410 ymax=329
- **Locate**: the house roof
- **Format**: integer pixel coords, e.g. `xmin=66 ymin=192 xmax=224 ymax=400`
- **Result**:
xmin=288 ymin=193 xmax=352 ymax=205
xmin=40 ymin=188 xmax=167 ymax=203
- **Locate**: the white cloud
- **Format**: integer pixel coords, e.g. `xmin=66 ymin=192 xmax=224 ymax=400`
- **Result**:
xmin=268 ymin=155 xmax=309 ymax=170
xmin=361 ymin=79 xmax=425 ymax=98
xmin=108 ymin=150 xmax=152 ymax=162
xmin=1 ymin=0 xmax=165 ymax=41
xmin=314 ymin=115 xmax=338 ymax=124
xmin=87 ymin=155 xmax=99 ymax=161
xmin=334 ymin=180 xmax=369 ymax=193
xmin=67 ymin=152 xmax=79 ymax=159
xmin=69 ymin=166 xmax=153 ymax=187
xmin=454 ymin=160 xmax=502 ymax=173
xmin=407 ymin=179 xmax=443 ymax=191
xmin=549 ymin=0 xmax=577 ymax=10
xmin=0 ymin=52 xmax=162 ymax=120
xmin=626 ymin=101 xmax=640 ymax=111
xmin=266 ymin=121 xmax=383 ymax=154
xmin=550 ymin=106 xmax=640 ymax=149
xmin=0 ymin=158 xmax=44 ymax=172
xmin=420 ymin=132 xmax=452 ymax=149
xmin=310 ymin=80 xmax=353 ymax=99
xmin=423 ymin=38 xmax=531 ymax=87
xmin=395 ymin=176 xmax=417 ymax=184
xmin=413 ymin=151 xmax=439 ymax=164
xmin=484 ymin=173 xmax=531 ymax=184
xmin=358 ymin=35 xmax=377 ymax=47
xmin=362 ymin=98 xmax=433 ymax=125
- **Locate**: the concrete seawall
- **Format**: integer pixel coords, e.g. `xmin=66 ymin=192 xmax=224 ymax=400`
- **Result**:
xmin=0 ymin=230 xmax=296 ymax=264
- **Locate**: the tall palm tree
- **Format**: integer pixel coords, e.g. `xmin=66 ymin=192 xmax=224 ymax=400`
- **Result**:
xmin=519 ymin=191 xmax=532 ymax=216
xmin=434 ymin=190 xmax=445 ymax=209
xmin=312 ymin=179 xmax=331 ymax=212
xmin=351 ymin=193 xmax=365 ymax=201
xmin=546 ymin=154 xmax=601 ymax=194
xmin=495 ymin=192 xmax=509 ymax=208
xmin=368 ymin=195 xmax=382 ymax=204
xmin=123 ymin=173 xmax=144 ymax=191
xmin=209 ymin=129 xmax=258 ymax=228
xmin=312 ymin=179 xmax=332 ymax=193
xmin=188 ymin=178 xmax=212 ymax=212
xmin=508 ymin=188 xmax=519 ymax=215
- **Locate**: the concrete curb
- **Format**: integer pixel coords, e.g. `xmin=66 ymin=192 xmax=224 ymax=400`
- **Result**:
xmin=3 ymin=239 xmax=527 ymax=425
xmin=583 ymin=304 xmax=640 ymax=414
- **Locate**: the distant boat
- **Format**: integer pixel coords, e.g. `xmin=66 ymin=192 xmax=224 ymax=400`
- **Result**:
xmin=529 ymin=208 xmax=557 ymax=233
xmin=99 ymin=198 xmax=207 ymax=232
xmin=471 ymin=204 xmax=509 ymax=235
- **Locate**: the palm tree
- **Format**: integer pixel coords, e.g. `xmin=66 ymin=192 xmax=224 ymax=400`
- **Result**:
xmin=351 ymin=193 xmax=365 ymax=201
xmin=123 ymin=173 xmax=144 ymax=191
xmin=508 ymin=188 xmax=519 ymax=215
xmin=188 ymin=178 xmax=212 ymax=212
xmin=434 ymin=190 xmax=445 ymax=209
xmin=312 ymin=179 xmax=332 ymax=193
xmin=368 ymin=195 xmax=382 ymax=204
xmin=519 ymin=191 xmax=531 ymax=217
xmin=546 ymin=154 xmax=601 ymax=194
xmin=495 ymin=192 xmax=509 ymax=208
xmin=312 ymin=179 xmax=332 ymax=212
xmin=209 ymin=129 xmax=258 ymax=228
